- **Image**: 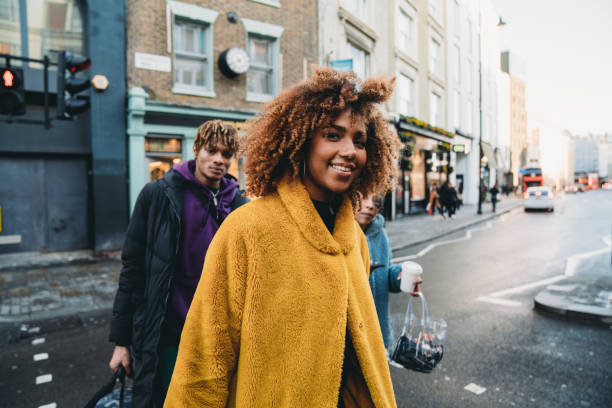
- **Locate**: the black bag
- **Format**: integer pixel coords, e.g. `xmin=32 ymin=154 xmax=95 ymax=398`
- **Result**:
xmin=84 ymin=366 xmax=133 ymax=408
xmin=391 ymin=292 xmax=445 ymax=373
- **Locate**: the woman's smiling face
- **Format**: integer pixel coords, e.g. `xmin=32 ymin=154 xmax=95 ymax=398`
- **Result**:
xmin=302 ymin=108 xmax=367 ymax=201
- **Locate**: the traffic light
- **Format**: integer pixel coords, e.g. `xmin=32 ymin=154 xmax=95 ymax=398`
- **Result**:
xmin=57 ymin=51 xmax=91 ymax=119
xmin=0 ymin=66 xmax=26 ymax=116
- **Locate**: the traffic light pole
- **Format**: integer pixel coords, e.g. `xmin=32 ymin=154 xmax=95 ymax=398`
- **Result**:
xmin=1 ymin=53 xmax=53 ymax=129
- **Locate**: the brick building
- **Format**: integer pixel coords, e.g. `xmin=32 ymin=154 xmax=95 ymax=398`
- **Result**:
xmin=125 ymin=0 xmax=318 ymax=210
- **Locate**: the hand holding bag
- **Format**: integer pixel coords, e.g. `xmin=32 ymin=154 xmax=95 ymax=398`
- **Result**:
xmin=391 ymin=292 xmax=445 ymax=373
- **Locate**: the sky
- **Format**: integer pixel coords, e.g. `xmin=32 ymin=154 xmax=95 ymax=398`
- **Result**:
xmin=491 ymin=0 xmax=612 ymax=135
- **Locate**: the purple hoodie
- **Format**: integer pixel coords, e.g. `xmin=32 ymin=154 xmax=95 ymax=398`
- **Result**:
xmin=161 ymin=160 xmax=239 ymax=345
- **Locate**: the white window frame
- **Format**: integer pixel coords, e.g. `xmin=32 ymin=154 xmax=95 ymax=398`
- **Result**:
xmin=248 ymin=0 xmax=281 ymax=8
xmin=397 ymin=7 xmax=413 ymax=56
xmin=466 ymin=99 xmax=473 ymax=134
xmin=429 ymin=0 xmax=441 ymax=22
xmin=398 ymin=73 xmax=415 ymax=117
xmin=453 ymin=89 xmax=461 ymax=130
xmin=429 ymin=36 xmax=442 ymax=77
xmin=348 ymin=41 xmax=370 ymax=80
xmin=242 ymin=18 xmax=284 ymax=102
xmin=429 ymin=90 xmax=442 ymax=127
xmin=346 ymin=0 xmax=368 ymax=22
xmin=168 ymin=1 xmax=218 ymax=98
xmin=454 ymin=0 xmax=461 ymax=38
xmin=454 ymin=44 xmax=461 ymax=84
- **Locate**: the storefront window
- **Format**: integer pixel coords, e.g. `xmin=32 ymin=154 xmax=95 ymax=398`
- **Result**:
xmin=27 ymin=0 xmax=83 ymax=67
xmin=145 ymin=135 xmax=183 ymax=181
xmin=0 ymin=0 xmax=21 ymax=59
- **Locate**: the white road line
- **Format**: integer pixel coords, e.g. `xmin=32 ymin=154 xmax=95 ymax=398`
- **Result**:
xmin=38 ymin=403 xmax=57 ymax=408
xmin=392 ymin=221 xmax=493 ymax=262
xmin=488 ymin=275 xmax=567 ymax=297
xmin=28 ymin=326 xmax=40 ymax=334
xmin=476 ymin=296 xmax=522 ymax=307
xmin=31 ymin=338 xmax=45 ymax=345
xmin=565 ymin=234 xmax=612 ymax=276
xmin=33 ymin=353 xmax=49 ymax=362
xmin=464 ymin=383 xmax=487 ymax=395
xmin=35 ymin=374 xmax=52 ymax=384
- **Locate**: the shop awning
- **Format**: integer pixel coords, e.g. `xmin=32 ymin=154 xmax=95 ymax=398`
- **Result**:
xmin=480 ymin=142 xmax=497 ymax=169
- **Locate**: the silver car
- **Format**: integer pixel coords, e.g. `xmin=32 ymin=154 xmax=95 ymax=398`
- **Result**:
xmin=523 ymin=186 xmax=554 ymax=212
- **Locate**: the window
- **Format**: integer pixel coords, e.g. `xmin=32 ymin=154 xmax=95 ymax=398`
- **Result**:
xmin=454 ymin=0 xmax=460 ymax=37
xmin=466 ymin=100 xmax=473 ymax=133
xmin=242 ymin=18 xmax=283 ymax=102
xmin=173 ymin=19 xmax=211 ymax=91
xmin=26 ymin=0 xmax=83 ymax=67
xmin=454 ymin=45 xmax=461 ymax=83
xmin=429 ymin=37 xmax=441 ymax=76
xmin=349 ymin=42 xmax=369 ymax=79
xmin=466 ymin=60 xmax=472 ymax=92
xmin=429 ymin=0 xmax=441 ymax=21
xmin=467 ymin=20 xmax=473 ymax=54
xmin=249 ymin=0 xmax=281 ymax=7
xmin=429 ymin=91 xmax=441 ymax=127
xmin=453 ymin=89 xmax=460 ymax=129
xmin=398 ymin=74 xmax=414 ymax=117
xmin=347 ymin=0 xmax=367 ymax=20
xmin=247 ymin=35 xmax=274 ymax=96
xmin=398 ymin=9 xmax=413 ymax=55
xmin=0 ymin=0 xmax=20 ymax=56
xmin=169 ymin=1 xmax=218 ymax=97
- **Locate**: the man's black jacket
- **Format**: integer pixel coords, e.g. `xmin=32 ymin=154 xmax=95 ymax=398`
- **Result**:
xmin=109 ymin=170 xmax=247 ymax=407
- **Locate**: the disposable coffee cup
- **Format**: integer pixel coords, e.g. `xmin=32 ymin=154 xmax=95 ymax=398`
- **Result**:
xmin=400 ymin=261 xmax=423 ymax=293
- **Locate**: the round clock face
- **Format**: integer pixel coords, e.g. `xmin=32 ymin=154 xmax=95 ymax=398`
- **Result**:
xmin=226 ymin=47 xmax=250 ymax=75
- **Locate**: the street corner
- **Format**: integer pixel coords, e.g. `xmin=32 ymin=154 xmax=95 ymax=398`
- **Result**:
xmin=534 ymin=280 xmax=612 ymax=326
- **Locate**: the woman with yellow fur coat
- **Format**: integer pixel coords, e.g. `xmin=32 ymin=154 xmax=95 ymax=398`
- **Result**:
xmin=165 ymin=68 xmax=401 ymax=408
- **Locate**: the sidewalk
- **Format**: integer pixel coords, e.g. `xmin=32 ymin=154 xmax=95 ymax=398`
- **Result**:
xmin=534 ymin=251 xmax=612 ymax=325
xmin=387 ymin=194 xmax=522 ymax=252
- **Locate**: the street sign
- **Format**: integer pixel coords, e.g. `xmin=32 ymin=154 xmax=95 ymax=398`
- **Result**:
xmin=330 ymin=59 xmax=353 ymax=73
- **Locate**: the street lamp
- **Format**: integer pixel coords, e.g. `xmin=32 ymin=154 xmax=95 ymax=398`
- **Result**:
xmin=477 ymin=7 xmax=507 ymax=215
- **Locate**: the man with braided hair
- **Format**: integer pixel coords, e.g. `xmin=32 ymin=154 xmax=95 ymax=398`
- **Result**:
xmin=108 ymin=120 xmax=248 ymax=407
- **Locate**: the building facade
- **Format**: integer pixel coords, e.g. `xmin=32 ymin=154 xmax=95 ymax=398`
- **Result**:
xmin=501 ymin=50 xmax=527 ymax=188
xmin=0 ymin=0 xmax=127 ymax=253
xmin=127 ymin=0 xmax=318 ymax=210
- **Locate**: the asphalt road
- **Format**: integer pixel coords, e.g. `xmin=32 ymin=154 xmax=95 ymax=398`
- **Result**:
xmin=1 ymin=190 xmax=610 ymax=408
xmin=389 ymin=190 xmax=612 ymax=408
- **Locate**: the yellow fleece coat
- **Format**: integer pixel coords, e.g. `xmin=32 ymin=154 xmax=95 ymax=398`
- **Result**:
xmin=165 ymin=178 xmax=397 ymax=408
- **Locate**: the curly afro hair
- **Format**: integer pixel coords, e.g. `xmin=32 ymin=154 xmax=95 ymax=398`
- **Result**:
xmin=242 ymin=66 xmax=401 ymax=205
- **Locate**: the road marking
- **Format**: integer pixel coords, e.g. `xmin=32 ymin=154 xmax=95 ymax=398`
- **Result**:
xmin=565 ymin=234 xmax=611 ymax=276
xmin=464 ymin=383 xmax=487 ymax=395
xmin=28 ymin=326 xmax=40 ymax=334
xmin=476 ymin=296 xmax=522 ymax=307
xmin=38 ymin=403 xmax=57 ymax=408
xmin=31 ymin=338 xmax=45 ymax=345
xmin=488 ymin=275 xmax=567 ymax=297
xmin=392 ymin=222 xmax=493 ymax=262
xmin=33 ymin=353 xmax=49 ymax=362
xmin=35 ymin=374 xmax=52 ymax=384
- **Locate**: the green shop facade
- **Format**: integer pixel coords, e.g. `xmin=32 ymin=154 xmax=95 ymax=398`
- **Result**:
xmin=127 ymin=87 xmax=255 ymax=211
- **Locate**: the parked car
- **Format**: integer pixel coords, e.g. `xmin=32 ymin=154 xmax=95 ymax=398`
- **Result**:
xmin=523 ymin=186 xmax=554 ymax=212
xmin=577 ymin=184 xmax=586 ymax=192
xmin=564 ymin=184 xmax=578 ymax=194
xmin=602 ymin=182 xmax=612 ymax=190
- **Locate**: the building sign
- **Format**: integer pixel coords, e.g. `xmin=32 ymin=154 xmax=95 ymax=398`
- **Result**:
xmin=145 ymin=136 xmax=182 ymax=153
xmin=330 ymin=59 xmax=353 ymax=73
xmin=135 ymin=52 xmax=171 ymax=72
xmin=452 ymin=144 xmax=465 ymax=153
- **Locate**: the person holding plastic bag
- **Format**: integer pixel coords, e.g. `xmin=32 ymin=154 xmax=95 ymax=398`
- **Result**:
xmin=355 ymin=193 xmax=422 ymax=348
xmin=165 ymin=68 xmax=401 ymax=407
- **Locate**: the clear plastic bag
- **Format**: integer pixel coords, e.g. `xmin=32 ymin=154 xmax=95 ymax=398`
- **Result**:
xmin=390 ymin=292 xmax=445 ymax=373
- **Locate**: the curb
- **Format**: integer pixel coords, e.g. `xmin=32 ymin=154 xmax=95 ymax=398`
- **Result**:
xmin=0 ymin=250 xmax=121 ymax=273
xmin=390 ymin=202 xmax=523 ymax=253
xmin=534 ymin=295 xmax=612 ymax=327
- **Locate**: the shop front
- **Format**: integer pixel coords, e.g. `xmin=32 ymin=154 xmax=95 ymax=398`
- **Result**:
xmin=394 ymin=117 xmax=456 ymax=217
xmin=127 ymin=87 xmax=255 ymax=211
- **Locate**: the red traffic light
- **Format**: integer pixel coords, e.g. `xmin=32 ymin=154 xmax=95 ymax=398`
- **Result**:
xmin=3 ymin=69 xmax=14 ymax=87
xmin=66 ymin=56 xmax=91 ymax=74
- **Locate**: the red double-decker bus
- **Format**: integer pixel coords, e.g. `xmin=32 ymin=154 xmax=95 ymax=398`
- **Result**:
xmin=520 ymin=167 xmax=543 ymax=191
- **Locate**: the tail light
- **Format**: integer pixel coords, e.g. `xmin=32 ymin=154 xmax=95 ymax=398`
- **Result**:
xmin=523 ymin=192 xmax=529 ymax=199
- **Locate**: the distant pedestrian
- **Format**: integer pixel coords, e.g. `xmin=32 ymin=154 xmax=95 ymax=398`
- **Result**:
xmin=490 ymin=183 xmax=500 ymax=212
xmin=355 ymin=193 xmax=422 ymax=348
xmin=438 ymin=181 xmax=455 ymax=218
xmin=428 ymin=184 xmax=441 ymax=216
xmin=108 ymin=120 xmax=248 ymax=407
xmin=165 ymin=68 xmax=400 ymax=407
